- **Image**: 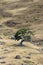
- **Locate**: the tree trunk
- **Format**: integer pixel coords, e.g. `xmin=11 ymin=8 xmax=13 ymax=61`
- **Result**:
xmin=18 ymin=39 xmax=24 ymax=46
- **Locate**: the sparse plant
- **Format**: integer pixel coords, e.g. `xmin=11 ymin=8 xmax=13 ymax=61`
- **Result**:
xmin=15 ymin=28 xmax=33 ymax=46
xmin=23 ymin=60 xmax=35 ymax=65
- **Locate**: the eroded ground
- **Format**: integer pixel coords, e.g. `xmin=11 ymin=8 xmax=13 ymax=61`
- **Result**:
xmin=0 ymin=39 xmax=43 ymax=65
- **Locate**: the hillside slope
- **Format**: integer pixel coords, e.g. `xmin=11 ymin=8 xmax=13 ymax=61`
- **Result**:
xmin=0 ymin=0 xmax=43 ymax=65
xmin=0 ymin=0 xmax=43 ymax=40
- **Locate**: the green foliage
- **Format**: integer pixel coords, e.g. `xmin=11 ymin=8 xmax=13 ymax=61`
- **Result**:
xmin=15 ymin=28 xmax=27 ymax=40
xmin=15 ymin=28 xmax=33 ymax=41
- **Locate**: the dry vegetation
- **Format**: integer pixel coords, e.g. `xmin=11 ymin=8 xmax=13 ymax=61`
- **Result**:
xmin=0 ymin=0 xmax=43 ymax=65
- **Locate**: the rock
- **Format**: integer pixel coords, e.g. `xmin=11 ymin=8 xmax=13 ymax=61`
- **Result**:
xmin=21 ymin=64 xmax=25 ymax=65
xmin=21 ymin=63 xmax=28 ymax=65
xmin=0 ymin=61 xmax=6 ymax=64
xmin=0 ymin=41 xmax=5 ymax=45
xmin=4 ymin=49 xmax=8 ymax=51
xmin=15 ymin=55 xmax=21 ymax=59
xmin=0 ymin=37 xmax=2 ymax=39
xmin=3 ymin=48 xmax=9 ymax=54
xmin=4 ymin=20 xmax=19 ymax=27
xmin=26 ymin=56 xmax=31 ymax=59
xmin=11 ymin=36 xmax=15 ymax=40
xmin=2 ymin=12 xmax=12 ymax=17
xmin=0 ymin=25 xmax=3 ymax=28
xmin=40 ymin=48 xmax=43 ymax=53
xmin=0 ymin=57 xmax=6 ymax=59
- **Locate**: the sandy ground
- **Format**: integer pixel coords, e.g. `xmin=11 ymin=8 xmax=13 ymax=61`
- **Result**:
xmin=0 ymin=39 xmax=43 ymax=65
xmin=0 ymin=0 xmax=43 ymax=65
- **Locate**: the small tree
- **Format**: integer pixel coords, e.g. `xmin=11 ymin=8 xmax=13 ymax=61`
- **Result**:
xmin=15 ymin=28 xmax=33 ymax=46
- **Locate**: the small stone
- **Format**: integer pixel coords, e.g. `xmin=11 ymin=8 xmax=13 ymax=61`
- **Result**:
xmin=0 ymin=61 xmax=6 ymax=64
xmin=26 ymin=56 xmax=31 ymax=59
xmin=0 ymin=41 xmax=5 ymax=45
xmin=22 ymin=64 xmax=25 ymax=65
xmin=0 ymin=37 xmax=2 ymax=39
xmin=15 ymin=55 xmax=21 ymax=59
xmin=0 ymin=25 xmax=2 ymax=27
xmin=4 ymin=49 xmax=8 ymax=51
xmin=0 ymin=57 xmax=6 ymax=59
